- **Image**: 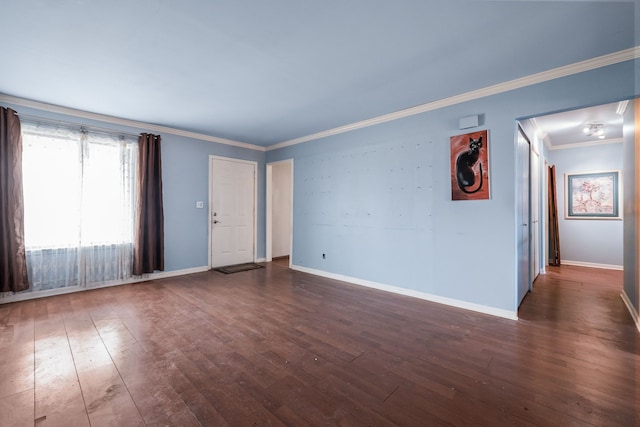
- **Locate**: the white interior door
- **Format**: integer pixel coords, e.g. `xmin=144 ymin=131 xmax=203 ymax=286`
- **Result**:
xmin=210 ymin=157 xmax=256 ymax=268
xmin=531 ymin=150 xmax=541 ymax=281
xmin=517 ymin=128 xmax=531 ymax=307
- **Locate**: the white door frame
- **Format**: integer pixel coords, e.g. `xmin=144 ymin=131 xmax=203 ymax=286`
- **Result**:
xmin=208 ymin=155 xmax=258 ymax=269
xmin=266 ymin=159 xmax=293 ymax=264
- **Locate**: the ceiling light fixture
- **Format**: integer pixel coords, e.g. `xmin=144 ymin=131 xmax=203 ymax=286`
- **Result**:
xmin=583 ymin=123 xmax=605 ymax=139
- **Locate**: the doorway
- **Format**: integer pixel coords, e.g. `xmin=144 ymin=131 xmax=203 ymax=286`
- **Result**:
xmin=518 ymin=100 xmax=633 ymax=316
xmin=266 ymin=160 xmax=293 ymax=264
xmin=530 ymin=101 xmax=626 ymax=271
xmin=209 ymin=156 xmax=257 ymax=268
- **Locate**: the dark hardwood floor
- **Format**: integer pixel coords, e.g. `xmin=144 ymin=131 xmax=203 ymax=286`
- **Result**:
xmin=271 ymin=256 xmax=290 ymax=268
xmin=0 ymin=262 xmax=637 ymax=426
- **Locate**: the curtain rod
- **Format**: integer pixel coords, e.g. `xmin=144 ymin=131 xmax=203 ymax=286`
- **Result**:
xmin=14 ymin=111 xmax=141 ymax=139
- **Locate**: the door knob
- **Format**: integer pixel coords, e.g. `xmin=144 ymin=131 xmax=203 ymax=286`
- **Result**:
xmin=213 ymin=220 xmax=221 ymax=224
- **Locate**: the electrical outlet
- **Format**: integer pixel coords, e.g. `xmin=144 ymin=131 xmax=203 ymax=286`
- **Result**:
xmin=196 ymin=201 xmax=204 ymax=209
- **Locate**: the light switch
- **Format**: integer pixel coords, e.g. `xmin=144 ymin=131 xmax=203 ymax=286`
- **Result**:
xmin=196 ymin=201 xmax=204 ymax=209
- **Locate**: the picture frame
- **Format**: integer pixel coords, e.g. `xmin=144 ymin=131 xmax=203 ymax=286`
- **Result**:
xmin=450 ymin=129 xmax=489 ymax=201
xmin=565 ymin=170 xmax=621 ymax=219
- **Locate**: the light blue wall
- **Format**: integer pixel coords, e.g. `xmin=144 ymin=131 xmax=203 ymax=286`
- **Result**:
xmin=162 ymin=136 xmax=265 ymax=271
xmin=549 ymin=144 xmax=623 ymax=267
xmin=267 ymin=59 xmax=639 ymax=313
xmin=4 ymin=59 xmax=639 ymax=311
xmin=1 ymin=102 xmax=267 ymax=276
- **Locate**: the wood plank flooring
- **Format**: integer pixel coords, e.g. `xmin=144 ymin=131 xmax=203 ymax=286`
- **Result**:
xmin=0 ymin=263 xmax=638 ymax=426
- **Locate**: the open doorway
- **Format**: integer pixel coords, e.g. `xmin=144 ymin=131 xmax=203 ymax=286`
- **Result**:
xmin=517 ymin=100 xmax=631 ymax=314
xmin=520 ymin=99 xmax=640 ymax=330
xmin=266 ymin=160 xmax=293 ymax=266
xmin=528 ymin=101 xmax=626 ymax=271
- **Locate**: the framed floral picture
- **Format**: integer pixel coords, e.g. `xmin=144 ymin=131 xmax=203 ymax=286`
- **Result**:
xmin=565 ymin=170 xmax=621 ymax=219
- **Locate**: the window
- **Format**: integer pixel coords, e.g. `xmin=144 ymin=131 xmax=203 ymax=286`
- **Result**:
xmin=21 ymin=123 xmax=138 ymax=290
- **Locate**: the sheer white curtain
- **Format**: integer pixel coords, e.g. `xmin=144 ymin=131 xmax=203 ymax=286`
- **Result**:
xmin=21 ymin=123 xmax=138 ymax=290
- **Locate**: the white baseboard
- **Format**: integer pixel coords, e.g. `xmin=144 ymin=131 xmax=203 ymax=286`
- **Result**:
xmin=290 ymin=264 xmax=518 ymax=320
xmin=255 ymin=257 xmax=266 ymax=263
xmin=0 ymin=266 xmax=210 ymax=304
xmin=620 ymin=291 xmax=640 ymax=334
xmin=139 ymin=266 xmax=209 ymax=281
xmin=561 ymin=260 xmax=623 ymax=271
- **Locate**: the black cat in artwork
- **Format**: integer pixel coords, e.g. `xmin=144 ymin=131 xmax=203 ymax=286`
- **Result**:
xmin=455 ymin=136 xmax=483 ymax=194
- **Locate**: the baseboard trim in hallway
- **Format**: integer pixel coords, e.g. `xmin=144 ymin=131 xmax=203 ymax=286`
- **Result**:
xmin=561 ymin=260 xmax=623 ymax=271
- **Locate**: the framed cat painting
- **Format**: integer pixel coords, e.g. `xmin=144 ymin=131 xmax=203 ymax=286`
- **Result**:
xmin=450 ymin=130 xmax=490 ymax=201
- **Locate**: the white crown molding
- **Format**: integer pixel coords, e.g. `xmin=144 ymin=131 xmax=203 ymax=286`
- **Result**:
xmin=268 ymin=46 xmax=640 ymax=151
xmin=529 ymin=117 xmax=552 ymax=152
xmin=0 ymin=93 xmax=266 ymax=152
xmin=616 ymin=100 xmax=629 ymax=115
xmin=547 ymin=137 xmax=623 ymax=151
xmin=3 ymin=46 xmax=638 ymax=153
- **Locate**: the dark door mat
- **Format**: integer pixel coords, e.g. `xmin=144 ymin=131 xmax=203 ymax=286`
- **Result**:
xmin=214 ymin=262 xmax=264 ymax=274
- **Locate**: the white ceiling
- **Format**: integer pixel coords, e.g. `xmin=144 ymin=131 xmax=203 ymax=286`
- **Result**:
xmin=0 ymin=1 xmax=637 ymax=147
xmin=531 ymin=101 xmax=627 ymax=150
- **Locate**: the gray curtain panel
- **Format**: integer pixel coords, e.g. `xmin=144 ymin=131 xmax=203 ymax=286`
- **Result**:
xmin=133 ymin=133 xmax=164 ymax=275
xmin=0 ymin=107 xmax=29 ymax=292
